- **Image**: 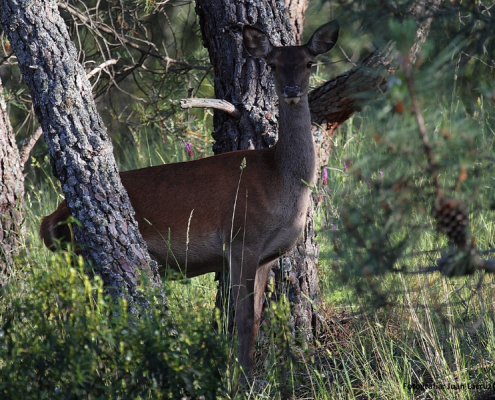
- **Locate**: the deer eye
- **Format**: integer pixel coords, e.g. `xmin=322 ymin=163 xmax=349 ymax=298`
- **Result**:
xmin=268 ymin=63 xmax=276 ymax=71
xmin=307 ymin=61 xmax=314 ymax=69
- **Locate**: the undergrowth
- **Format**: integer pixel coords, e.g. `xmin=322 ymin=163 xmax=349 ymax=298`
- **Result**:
xmin=0 ymin=250 xmax=228 ymax=399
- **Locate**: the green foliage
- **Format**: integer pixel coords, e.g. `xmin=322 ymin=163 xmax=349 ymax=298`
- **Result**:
xmin=305 ymin=3 xmax=495 ymax=397
xmin=0 ymin=252 xmax=228 ymax=399
xmin=315 ymin=7 xmax=495 ymax=307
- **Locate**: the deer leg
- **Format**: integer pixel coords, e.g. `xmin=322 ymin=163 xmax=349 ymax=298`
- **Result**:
xmin=252 ymin=261 xmax=274 ymax=348
xmin=231 ymin=257 xmax=273 ymax=382
xmin=230 ymin=255 xmax=255 ymax=380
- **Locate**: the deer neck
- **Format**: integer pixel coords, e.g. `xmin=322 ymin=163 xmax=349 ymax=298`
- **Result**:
xmin=274 ymin=95 xmax=316 ymax=188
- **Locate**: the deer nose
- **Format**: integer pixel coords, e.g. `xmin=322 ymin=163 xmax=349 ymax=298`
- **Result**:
xmin=282 ymin=86 xmax=301 ymax=104
xmin=283 ymin=85 xmax=301 ymax=98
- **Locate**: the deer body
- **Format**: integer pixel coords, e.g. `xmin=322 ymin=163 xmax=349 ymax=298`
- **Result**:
xmin=40 ymin=21 xmax=339 ymax=380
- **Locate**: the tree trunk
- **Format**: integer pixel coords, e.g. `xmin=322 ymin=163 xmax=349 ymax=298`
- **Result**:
xmin=0 ymin=76 xmax=24 ymax=284
xmin=196 ymin=0 xmax=293 ymax=154
xmin=284 ymin=0 xmax=308 ymax=44
xmin=0 ymin=0 xmax=165 ymax=314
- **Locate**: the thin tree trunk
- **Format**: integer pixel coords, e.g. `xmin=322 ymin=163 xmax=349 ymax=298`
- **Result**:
xmin=0 ymin=0 xmax=165 ymax=314
xmin=284 ymin=0 xmax=308 ymax=44
xmin=0 ymin=76 xmax=24 ymax=284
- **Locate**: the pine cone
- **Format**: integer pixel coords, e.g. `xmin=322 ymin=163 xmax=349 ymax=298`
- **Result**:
xmin=434 ymin=199 xmax=469 ymax=246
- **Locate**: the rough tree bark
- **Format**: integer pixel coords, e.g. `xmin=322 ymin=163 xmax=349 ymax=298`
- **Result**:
xmin=0 ymin=76 xmax=24 ymax=284
xmin=0 ymin=0 xmax=165 ymax=314
xmin=284 ymin=0 xmax=307 ymax=44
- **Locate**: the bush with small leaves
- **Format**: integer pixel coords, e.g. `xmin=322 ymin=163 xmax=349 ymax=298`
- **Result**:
xmin=0 ymin=252 xmax=228 ymax=399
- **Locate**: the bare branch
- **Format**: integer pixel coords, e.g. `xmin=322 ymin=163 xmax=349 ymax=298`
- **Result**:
xmin=408 ymin=0 xmax=443 ymax=63
xmin=58 ymin=2 xmax=209 ymax=72
xmin=18 ymin=126 xmax=43 ymax=167
xmin=0 ymin=50 xmax=14 ymax=67
xmin=87 ymin=58 xmax=119 ymax=79
xmin=401 ymin=55 xmax=441 ymax=195
xmin=180 ymin=98 xmax=242 ymax=119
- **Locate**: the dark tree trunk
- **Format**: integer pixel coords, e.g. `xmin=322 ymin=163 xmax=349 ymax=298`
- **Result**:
xmin=195 ymin=0 xmax=320 ymax=341
xmin=0 ymin=0 xmax=165 ymax=314
xmin=0 ymin=76 xmax=24 ymax=284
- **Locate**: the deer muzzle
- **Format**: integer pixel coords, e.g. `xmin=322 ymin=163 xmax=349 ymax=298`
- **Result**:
xmin=283 ymin=86 xmax=301 ymax=104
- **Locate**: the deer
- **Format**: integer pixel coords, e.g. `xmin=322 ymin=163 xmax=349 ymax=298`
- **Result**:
xmin=40 ymin=21 xmax=339 ymax=381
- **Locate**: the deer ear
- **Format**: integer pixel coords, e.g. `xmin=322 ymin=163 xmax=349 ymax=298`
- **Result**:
xmin=243 ymin=26 xmax=274 ymax=60
xmin=306 ymin=20 xmax=339 ymax=56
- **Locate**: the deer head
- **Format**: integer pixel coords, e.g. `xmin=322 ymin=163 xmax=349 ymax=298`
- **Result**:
xmin=243 ymin=21 xmax=339 ymax=104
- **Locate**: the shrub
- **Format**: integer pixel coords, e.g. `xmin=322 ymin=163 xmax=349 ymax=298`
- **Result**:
xmin=0 ymin=252 xmax=228 ymax=399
